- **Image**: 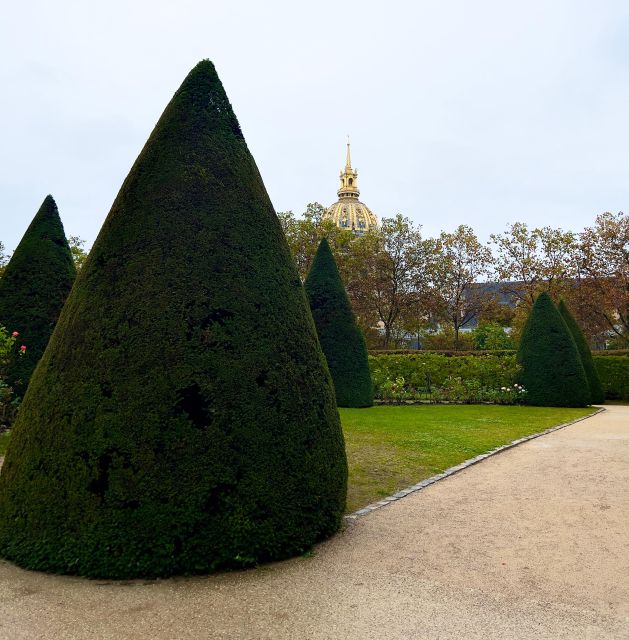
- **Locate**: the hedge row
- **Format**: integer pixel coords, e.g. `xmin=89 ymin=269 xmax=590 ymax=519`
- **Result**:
xmin=369 ymin=353 xmax=520 ymax=393
xmin=369 ymin=349 xmax=629 ymax=357
xmin=369 ymin=349 xmax=517 ymax=357
xmin=368 ymin=353 xmax=629 ymax=401
xmin=594 ymin=356 xmax=629 ymax=400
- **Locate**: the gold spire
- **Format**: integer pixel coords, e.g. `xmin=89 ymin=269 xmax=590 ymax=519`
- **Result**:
xmin=338 ymin=139 xmax=359 ymax=199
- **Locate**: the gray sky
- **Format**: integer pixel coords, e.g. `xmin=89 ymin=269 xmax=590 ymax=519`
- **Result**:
xmin=1 ymin=0 xmax=628 ymax=252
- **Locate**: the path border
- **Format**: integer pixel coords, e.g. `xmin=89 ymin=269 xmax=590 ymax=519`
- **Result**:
xmin=346 ymin=406 xmax=605 ymax=520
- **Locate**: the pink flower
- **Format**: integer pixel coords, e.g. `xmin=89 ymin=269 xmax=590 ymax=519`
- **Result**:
xmin=12 ymin=331 xmax=18 ymax=337
xmin=20 ymin=345 xmax=26 ymax=352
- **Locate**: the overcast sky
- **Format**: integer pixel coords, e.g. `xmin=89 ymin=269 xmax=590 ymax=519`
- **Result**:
xmin=1 ymin=0 xmax=628 ymax=253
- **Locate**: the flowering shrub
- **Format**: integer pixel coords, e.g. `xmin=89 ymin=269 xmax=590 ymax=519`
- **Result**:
xmin=498 ymin=383 xmax=527 ymax=404
xmin=371 ymin=351 xmax=625 ymax=402
xmin=0 ymin=326 xmax=25 ymax=428
xmin=370 ymin=353 xmax=520 ymax=393
xmin=373 ymin=372 xmax=527 ymax=406
xmin=378 ymin=376 xmax=409 ymax=404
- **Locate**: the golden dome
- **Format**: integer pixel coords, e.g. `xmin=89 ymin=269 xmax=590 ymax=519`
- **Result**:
xmin=323 ymin=142 xmax=379 ymax=234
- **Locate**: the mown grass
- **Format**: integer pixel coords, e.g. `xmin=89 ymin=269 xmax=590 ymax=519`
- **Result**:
xmin=341 ymin=404 xmax=595 ymax=512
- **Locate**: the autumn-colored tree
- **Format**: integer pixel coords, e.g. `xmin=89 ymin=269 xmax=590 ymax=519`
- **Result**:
xmin=278 ymin=203 xmax=356 ymax=280
xmin=347 ymin=215 xmax=433 ymax=348
xmin=490 ymin=223 xmax=578 ymax=305
xmin=575 ymin=212 xmax=629 ymax=346
xmin=430 ymin=225 xmax=493 ymax=348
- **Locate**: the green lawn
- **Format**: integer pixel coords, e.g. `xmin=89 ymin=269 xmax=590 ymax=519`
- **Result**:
xmin=341 ymin=405 xmax=595 ymax=512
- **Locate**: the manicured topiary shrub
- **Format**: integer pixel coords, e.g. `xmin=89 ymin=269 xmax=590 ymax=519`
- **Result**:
xmin=517 ymin=292 xmax=590 ymax=407
xmin=558 ymin=299 xmax=605 ymax=404
xmin=0 ymin=60 xmax=347 ymax=579
xmin=305 ymin=239 xmax=373 ymax=407
xmin=0 ymin=196 xmax=75 ymax=395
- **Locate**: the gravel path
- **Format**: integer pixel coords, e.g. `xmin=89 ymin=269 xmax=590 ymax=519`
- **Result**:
xmin=0 ymin=405 xmax=628 ymax=639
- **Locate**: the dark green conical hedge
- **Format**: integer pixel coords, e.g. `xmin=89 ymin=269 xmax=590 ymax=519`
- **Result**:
xmin=304 ymin=239 xmax=373 ymax=407
xmin=558 ymin=299 xmax=605 ymax=404
xmin=0 ymin=195 xmax=75 ymax=395
xmin=0 ymin=61 xmax=347 ymax=579
xmin=517 ymin=292 xmax=590 ymax=407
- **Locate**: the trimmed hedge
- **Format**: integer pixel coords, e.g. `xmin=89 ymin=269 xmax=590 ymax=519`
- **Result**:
xmin=0 ymin=60 xmax=347 ymax=579
xmin=0 ymin=195 xmax=75 ymax=395
xmin=305 ymin=239 xmax=373 ymax=407
xmin=517 ymin=292 xmax=589 ymax=407
xmin=592 ymin=350 xmax=629 ymax=357
xmin=369 ymin=352 xmax=628 ymax=401
xmin=369 ymin=352 xmax=520 ymax=392
xmin=558 ymin=300 xmax=605 ymax=404
xmin=594 ymin=356 xmax=629 ymax=400
xmin=370 ymin=349 xmax=629 ymax=357
xmin=369 ymin=349 xmax=517 ymax=357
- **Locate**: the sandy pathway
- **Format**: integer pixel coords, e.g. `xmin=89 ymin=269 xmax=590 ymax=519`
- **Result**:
xmin=1 ymin=406 xmax=628 ymax=639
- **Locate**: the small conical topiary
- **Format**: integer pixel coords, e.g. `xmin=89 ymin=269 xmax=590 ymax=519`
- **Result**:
xmin=558 ymin=299 xmax=605 ymax=404
xmin=517 ymin=292 xmax=590 ymax=407
xmin=0 ymin=60 xmax=347 ymax=579
xmin=0 ymin=195 xmax=75 ymax=396
xmin=304 ymin=239 xmax=373 ymax=407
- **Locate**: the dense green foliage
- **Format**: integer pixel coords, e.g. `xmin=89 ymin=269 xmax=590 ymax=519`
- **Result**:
xmin=470 ymin=321 xmax=516 ymax=350
xmin=517 ymin=292 xmax=589 ymax=407
xmin=0 ymin=326 xmax=22 ymax=427
xmin=0 ymin=60 xmax=347 ymax=579
xmin=0 ymin=196 xmax=75 ymax=395
xmin=369 ymin=349 xmax=517 ymax=356
xmin=342 ymin=405 xmax=595 ymax=511
xmin=305 ymin=239 xmax=373 ymax=407
xmin=369 ymin=353 xmax=519 ymax=395
xmin=558 ymin=300 xmax=605 ymax=404
xmin=370 ymin=351 xmax=626 ymax=402
xmin=0 ymin=431 xmax=9 ymax=457
xmin=594 ymin=356 xmax=629 ymax=400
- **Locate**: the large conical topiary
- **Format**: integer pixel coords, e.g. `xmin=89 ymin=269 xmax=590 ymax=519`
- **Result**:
xmin=304 ymin=239 xmax=373 ymax=407
xmin=0 ymin=61 xmax=347 ymax=579
xmin=558 ymin=299 xmax=605 ymax=404
xmin=0 ymin=195 xmax=75 ymax=395
xmin=517 ymin=292 xmax=590 ymax=407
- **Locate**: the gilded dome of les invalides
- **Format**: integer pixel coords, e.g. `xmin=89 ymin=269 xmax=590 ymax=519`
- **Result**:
xmin=322 ymin=143 xmax=379 ymax=234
